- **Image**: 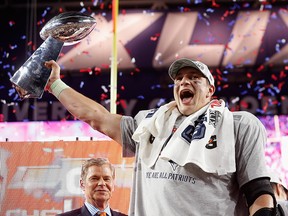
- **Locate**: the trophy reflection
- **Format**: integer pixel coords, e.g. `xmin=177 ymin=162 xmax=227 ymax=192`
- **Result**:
xmin=10 ymin=11 xmax=96 ymax=99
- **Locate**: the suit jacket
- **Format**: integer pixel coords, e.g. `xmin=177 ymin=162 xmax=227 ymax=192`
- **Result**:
xmin=56 ymin=205 xmax=128 ymax=216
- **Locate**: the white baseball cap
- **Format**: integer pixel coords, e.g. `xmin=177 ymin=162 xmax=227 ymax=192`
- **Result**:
xmin=269 ymin=171 xmax=288 ymax=191
xmin=168 ymin=58 xmax=215 ymax=86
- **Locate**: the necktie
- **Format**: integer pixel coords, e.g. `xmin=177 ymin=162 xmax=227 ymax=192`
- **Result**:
xmin=98 ymin=212 xmax=107 ymax=216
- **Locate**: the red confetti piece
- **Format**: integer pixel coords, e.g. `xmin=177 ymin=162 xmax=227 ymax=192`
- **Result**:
xmin=257 ymin=65 xmax=265 ymax=72
xmin=262 ymin=101 xmax=268 ymax=112
xmin=279 ymin=70 xmax=286 ymax=78
xmin=9 ymin=20 xmax=15 ymax=26
xmin=94 ymin=67 xmax=101 ymax=75
xmin=211 ymin=0 xmax=220 ymax=8
xmin=216 ymin=69 xmax=222 ymax=75
xmin=240 ymin=100 xmax=249 ymax=109
xmin=100 ymin=93 xmax=108 ymax=100
xmin=121 ymin=9 xmax=126 ymax=15
xmin=225 ymin=44 xmax=232 ymax=50
xmin=119 ymin=99 xmax=127 ymax=109
xmin=278 ymin=81 xmax=285 ymax=91
xmin=271 ymin=74 xmax=277 ymax=81
xmin=150 ymin=36 xmax=157 ymax=41
xmin=271 ymin=100 xmax=279 ymax=105
xmin=0 ymin=114 xmax=4 ymax=122
xmin=80 ymin=68 xmax=92 ymax=73
xmin=222 ymin=84 xmax=229 ymax=89
xmin=100 ymin=2 xmax=105 ymax=10
xmin=183 ymin=7 xmax=191 ymax=12
xmin=101 ymin=64 xmax=110 ymax=69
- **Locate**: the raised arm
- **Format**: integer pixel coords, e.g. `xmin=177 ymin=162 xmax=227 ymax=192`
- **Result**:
xmin=45 ymin=60 xmax=122 ymax=144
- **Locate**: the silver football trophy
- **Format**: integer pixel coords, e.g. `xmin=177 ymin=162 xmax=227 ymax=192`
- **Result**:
xmin=10 ymin=11 xmax=96 ymax=99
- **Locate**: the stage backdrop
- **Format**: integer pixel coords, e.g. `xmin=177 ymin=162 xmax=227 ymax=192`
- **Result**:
xmin=0 ymin=139 xmax=134 ymax=215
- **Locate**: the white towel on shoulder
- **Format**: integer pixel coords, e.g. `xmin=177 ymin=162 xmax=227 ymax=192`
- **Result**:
xmin=132 ymin=99 xmax=236 ymax=175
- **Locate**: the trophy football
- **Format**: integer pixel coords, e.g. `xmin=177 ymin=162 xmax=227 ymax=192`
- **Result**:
xmin=10 ymin=11 xmax=97 ymax=99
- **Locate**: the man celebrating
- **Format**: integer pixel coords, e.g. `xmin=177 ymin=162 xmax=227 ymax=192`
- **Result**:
xmin=57 ymin=158 xmax=127 ymax=216
xmin=46 ymin=58 xmax=281 ymax=215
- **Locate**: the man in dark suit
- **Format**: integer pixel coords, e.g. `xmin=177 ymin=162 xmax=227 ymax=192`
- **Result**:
xmin=57 ymin=158 xmax=127 ymax=216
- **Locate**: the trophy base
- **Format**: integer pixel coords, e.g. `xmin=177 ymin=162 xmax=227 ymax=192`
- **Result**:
xmin=13 ymin=84 xmax=30 ymax=99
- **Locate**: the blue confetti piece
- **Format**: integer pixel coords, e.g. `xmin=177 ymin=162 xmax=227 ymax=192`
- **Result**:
xmin=228 ymin=33 xmax=234 ymax=43
xmin=93 ymin=0 xmax=98 ymax=7
xmin=179 ymin=6 xmax=185 ymax=13
xmin=256 ymin=109 xmax=265 ymax=114
xmin=258 ymin=87 xmax=265 ymax=92
xmin=240 ymin=90 xmax=248 ymax=95
xmin=254 ymin=86 xmax=261 ymax=92
xmin=195 ymin=0 xmax=202 ymax=4
xmin=157 ymin=98 xmax=166 ymax=107
xmin=10 ymin=44 xmax=18 ymax=50
xmin=244 ymin=59 xmax=252 ymax=64
xmin=272 ymin=86 xmax=280 ymax=94
xmin=206 ymin=8 xmax=214 ymax=13
xmin=3 ymin=64 xmax=10 ymax=69
xmin=42 ymin=9 xmax=48 ymax=17
xmin=256 ymin=80 xmax=265 ymax=85
xmin=80 ymin=81 xmax=84 ymax=88
xmin=80 ymin=8 xmax=87 ymax=13
xmin=268 ymin=89 xmax=275 ymax=96
xmin=228 ymin=20 xmax=235 ymax=27
xmin=265 ymin=4 xmax=272 ymax=9
xmin=270 ymin=13 xmax=278 ymax=19
xmin=225 ymin=63 xmax=234 ymax=69
xmin=13 ymin=94 xmax=18 ymax=100
xmin=151 ymin=84 xmax=161 ymax=90
xmin=8 ymin=88 xmax=15 ymax=96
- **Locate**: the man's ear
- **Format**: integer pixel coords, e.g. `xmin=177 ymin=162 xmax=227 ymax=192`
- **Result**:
xmin=207 ymin=85 xmax=215 ymax=97
xmin=80 ymin=179 xmax=85 ymax=191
